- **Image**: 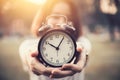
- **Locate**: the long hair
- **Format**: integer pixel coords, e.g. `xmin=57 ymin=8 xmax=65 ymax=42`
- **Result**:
xmin=31 ymin=0 xmax=82 ymax=40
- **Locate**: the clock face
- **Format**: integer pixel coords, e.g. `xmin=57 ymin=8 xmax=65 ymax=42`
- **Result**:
xmin=38 ymin=29 xmax=76 ymax=67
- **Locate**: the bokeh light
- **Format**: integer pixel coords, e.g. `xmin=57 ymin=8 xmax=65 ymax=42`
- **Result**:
xmin=26 ymin=0 xmax=46 ymax=5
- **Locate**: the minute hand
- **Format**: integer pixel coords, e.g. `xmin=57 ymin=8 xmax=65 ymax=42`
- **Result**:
xmin=57 ymin=36 xmax=64 ymax=49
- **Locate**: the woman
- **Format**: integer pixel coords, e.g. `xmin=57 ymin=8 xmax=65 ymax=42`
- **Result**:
xmin=19 ymin=0 xmax=91 ymax=80
xmin=100 ymin=0 xmax=120 ymax=41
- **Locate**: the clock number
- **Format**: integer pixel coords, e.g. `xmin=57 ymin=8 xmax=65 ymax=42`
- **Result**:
xmin=45 ymin=53 xmax=48 ymax=57
xmin=50 ymin=57 xmax=53 ymax=61
xmin=45 ymin=41 xmax=48 ymax=45
xmin=55 ymin=34 xmax=59 ymax=38
xmin=68 ymin=53 xmax=70 ymax=56
xmin=49 ymin=36 xmax=53 ymax=40
xmin=67 ymin=40 xmax=70 ymax=44
xmin=43 ymin=47 xmax=46 ymax=51
xmin=63 ymin=57 xmax=66 ymax=61
xmin=56 ymin=60 xmax=59 ymax=63
xmin=70 ymin=46 xmax=73 ymax=49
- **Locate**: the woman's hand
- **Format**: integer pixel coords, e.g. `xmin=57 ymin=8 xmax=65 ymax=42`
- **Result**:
xmin=50 ymin=47 xmax=87 ymax=78
xmin=26 ymin=51 xmax=54 ymax=76
xmin=24 ymin=45 xmax=87 ymax=78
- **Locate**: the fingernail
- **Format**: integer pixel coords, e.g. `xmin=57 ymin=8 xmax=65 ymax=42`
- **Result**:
xmin=31 ymin=53 xmax=37 ymax=57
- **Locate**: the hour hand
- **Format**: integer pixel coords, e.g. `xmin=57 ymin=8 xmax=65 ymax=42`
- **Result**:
xmin=48 ymin=42 xmax=57 ymax=49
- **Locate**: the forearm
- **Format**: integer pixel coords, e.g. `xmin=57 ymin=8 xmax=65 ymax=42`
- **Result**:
xmin=19 ymin=39 xmax=38 ymax=71
xmin=77 ymin=36 xmax=91 ymax=55
xmin=76 ymin=37 xmax=91 ymax=70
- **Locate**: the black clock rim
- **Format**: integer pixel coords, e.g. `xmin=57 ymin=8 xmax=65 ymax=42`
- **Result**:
xmin=37 ymin=29 xmax=77 ymax=67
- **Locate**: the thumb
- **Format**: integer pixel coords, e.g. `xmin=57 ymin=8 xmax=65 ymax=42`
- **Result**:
xmin=62 ymin=64 xmax=82 ymax=72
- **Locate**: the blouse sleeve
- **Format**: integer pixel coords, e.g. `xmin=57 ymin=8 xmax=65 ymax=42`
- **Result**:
xmin=76 ymin=36 xmax=92 ymax=55
xmin=19 ymin=39 xmax=39 ymax=71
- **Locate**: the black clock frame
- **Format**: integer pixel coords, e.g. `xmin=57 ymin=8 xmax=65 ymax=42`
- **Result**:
xmin=37 ymin=29 xmax=77 ymax=67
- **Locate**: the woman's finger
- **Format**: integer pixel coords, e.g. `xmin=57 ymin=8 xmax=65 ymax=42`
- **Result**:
xmin=50 ymin=68 xmax=74 ymax=78
xmin=31 ymin=51 xmax=38 ymax=57
xmin=62 ymin=64 xmax=82 ymax=72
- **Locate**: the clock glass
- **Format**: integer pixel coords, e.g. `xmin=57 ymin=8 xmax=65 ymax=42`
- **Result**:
xmin=38 ymin=29 xmax=76 ymax=67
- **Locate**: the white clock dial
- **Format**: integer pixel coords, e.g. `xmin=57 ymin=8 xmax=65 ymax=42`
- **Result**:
xmin=38 ymin=29 xmax=76 ymax=67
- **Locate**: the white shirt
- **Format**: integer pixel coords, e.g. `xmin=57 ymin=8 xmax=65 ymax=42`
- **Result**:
xmin=19 ymin=37 xmax=91 ymax=80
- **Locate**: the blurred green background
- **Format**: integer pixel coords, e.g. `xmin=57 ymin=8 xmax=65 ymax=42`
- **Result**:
xmin=0 ymin=34 xmax=120 ymax=80
xmin=0 ymin=0 xmax=120 ymax=80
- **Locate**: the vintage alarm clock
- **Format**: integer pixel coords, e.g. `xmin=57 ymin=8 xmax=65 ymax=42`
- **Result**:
xmin=37 ymin=14 xmax=77 ymax=67
xmin=38 ymin=29 xmax=77 ymax=67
